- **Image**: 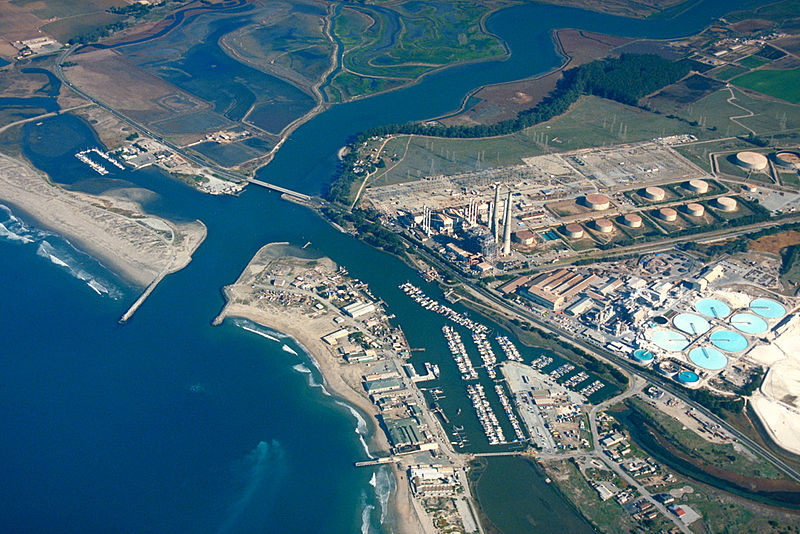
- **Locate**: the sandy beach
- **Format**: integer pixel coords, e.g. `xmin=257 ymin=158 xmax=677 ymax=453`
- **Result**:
xmin=0 ymin=152 xmax=206 ymax=287
xmin=214 ymin=244 xmax=425 ymax=534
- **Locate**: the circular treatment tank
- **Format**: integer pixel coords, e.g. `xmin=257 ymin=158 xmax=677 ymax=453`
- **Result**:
xmin=683 ymin=202 xmax=705 ymax=217
xmin=715 ymin=197 xmax=738 ymax=212
xmin=651 ymin=329 xmax=690 ymax=351
xmin=633 ymin=349 xmax=654 ymax=365
xmin=583 ymin=193 xmax=610 ymax=211
xmin=689 ymin=347 xmax=728 ymax=371
xmin=564 ymin=223 xmax=584 ymax=239
xmin=656 ymin=207 xmax=678 ymax=221
xmin=685 ymin=179 xmax=709 ymax=194
xmin=749 ymin=298 xmax=786 ymax=319
xmin=695 ymin=298 xmax=731 ymax=319
xmin=710 ymin=330 xmax=748 ymax=352
xmin=620 ymin=213 xmax=643 ymax=228
xmin=643 ymin=186 xmax=666 ymax=201
xmin=729 ymin=313 xmax=768 ymax=335
xmin=676 ymin=370 xmax=700 ymax=386
xmin=657 ymin=360 xmax=679 ymax=376
xmin=673 ymin=313 xmax=711 ymax=336
xmin=594 ymin=218 xmax=614 ymax=233
xmin=735 ymin=151 xmax=768 ymax=171
xmin=775 ymin=151 xmax=800 ymax=170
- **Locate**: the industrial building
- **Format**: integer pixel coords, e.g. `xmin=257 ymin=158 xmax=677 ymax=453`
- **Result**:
xmin=520 ymin=269 xmax=600 ymax=310
xmin=343 ymin=301 xmax=378 ymax=318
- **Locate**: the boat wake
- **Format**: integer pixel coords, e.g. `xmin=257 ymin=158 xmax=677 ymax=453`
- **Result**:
xmin=282 ymin=344 xmax=298 ymax=355
xmin=0 ymin=204 xmax=121 ymax=299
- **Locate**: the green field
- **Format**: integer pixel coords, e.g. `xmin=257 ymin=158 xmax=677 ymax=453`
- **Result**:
xmin=738 ymin=55 xmax=770 ymax=69
xmin=626 ymin=398 xmax=784 ymax=480
xmin=329 ymin=1 xmax=508 ymax=101
xmin=732 ymin=68 xmax=800 ymax=103
xmin=711 ymin=64 xmax=748 ymax=82
xmin=367 ymin=95 xmax=709 ymax=186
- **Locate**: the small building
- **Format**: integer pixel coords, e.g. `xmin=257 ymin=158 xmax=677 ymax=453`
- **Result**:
xmin=322 ymin=328 xmax=350 ymax=345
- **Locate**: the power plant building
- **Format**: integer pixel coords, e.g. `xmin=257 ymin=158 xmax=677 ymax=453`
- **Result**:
xmin=520 ymin=269 xmax=600 ymax=310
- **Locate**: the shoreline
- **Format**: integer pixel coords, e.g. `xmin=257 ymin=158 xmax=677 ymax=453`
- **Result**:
xmin=0 ymin=152 xmax=206 ymax=289
xmin=214 ymin=299 xmax=422 ymax=534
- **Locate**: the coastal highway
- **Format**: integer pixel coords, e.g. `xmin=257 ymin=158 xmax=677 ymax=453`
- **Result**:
xmin=403 ymin=231 xmax=800 ymax=487
xmin=53 ymin=46 xmax=311 ymax=202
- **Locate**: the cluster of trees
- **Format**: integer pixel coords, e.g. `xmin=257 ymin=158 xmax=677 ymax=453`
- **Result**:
xmin=686 ymin=388 xmax=745 ymax=418
xmin=68 ymin=22 xmax=128 ymax=45
xmin=108 ymin=2 xmax=164 ymax=18
xmin=322 ymin=207 xmax=407 ymax=256
xmin=354 ymin=54 xmax=688 ymax=142
xmin=328 ymin=54 xmax=690 ymax=203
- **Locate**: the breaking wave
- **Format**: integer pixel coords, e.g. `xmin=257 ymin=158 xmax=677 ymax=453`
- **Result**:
xmin=281 ymin=344 xmax=298 ymax=355
xmin=0 ymin=204 xmax=121 ymax=299
xmin=335 ymin=400 xmax=372 ymax=459
xmin=231 ymin=318 xmax=280 ymax=342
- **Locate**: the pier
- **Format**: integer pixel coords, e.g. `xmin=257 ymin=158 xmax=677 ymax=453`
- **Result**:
xmin=119 ymin=271 xmax=167 ymax=323
xmin=354 ymin=457 xmax=397 ymax=467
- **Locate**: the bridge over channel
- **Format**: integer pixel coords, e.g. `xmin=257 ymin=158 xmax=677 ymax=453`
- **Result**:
xmin=247 ymin=178 xmax=311 ymax=201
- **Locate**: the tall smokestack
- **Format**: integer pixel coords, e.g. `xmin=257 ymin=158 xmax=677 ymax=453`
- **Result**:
xmin=502 ymin=190 xmax=512 ymax=256
xmin=491 ymin=186 xmax=500 ymax=243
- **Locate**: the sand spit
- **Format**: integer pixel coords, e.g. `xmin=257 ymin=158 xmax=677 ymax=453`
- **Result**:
xmin=0 ymin=152 xmax=206 ymax=287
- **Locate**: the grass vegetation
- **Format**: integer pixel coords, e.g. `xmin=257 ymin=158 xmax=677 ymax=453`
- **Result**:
xmin=625 ymin=398 xmax=785 ymax=480
xmin=364 ymin=94 xmax=709 ymax=187
xmin=328 ymin=1 xmax=508 ymax=101
xmin=738 ymin=55 xmax=770 ymax=69
xmin=711 ymin=64 xmax=748 ymax=82
xmin=732 ymin=68 xmax=800 ymax=104
xmin=230 ymin=10 xmax=333 ymax=87
xmin=541 ymin=459 xmax=640 ymax=534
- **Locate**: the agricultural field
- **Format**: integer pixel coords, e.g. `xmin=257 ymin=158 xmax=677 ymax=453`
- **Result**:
xmin=327 ymin=1 xmax=509 ymax=101
xmin=731 ymin=68 xmax=800 ymax=104
xmin=710 ymin=64 xmax=748 ymax=82
xmin=738 ymin=55 xmax=770 ymax=69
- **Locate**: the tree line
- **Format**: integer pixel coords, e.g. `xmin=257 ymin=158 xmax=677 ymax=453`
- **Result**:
xmin=329 ymin=53 xmax=690 ymax=203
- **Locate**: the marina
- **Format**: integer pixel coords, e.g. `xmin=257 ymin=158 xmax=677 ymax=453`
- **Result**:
xmin=467 ymin=383 xmax=507 ymax=446
xmin=442 ymin=325 xmax=478 ymax=381
xmin=74 ymin=147 xmax=126 ymax=176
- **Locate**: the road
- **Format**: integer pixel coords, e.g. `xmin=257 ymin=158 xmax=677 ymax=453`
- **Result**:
xmin=53 ymin=46 xmax=311 ymax=201
xmin=404 ymin=230 xmax=800 ymax=487
xmin=586 ymin=377 xmax=693 ymax=534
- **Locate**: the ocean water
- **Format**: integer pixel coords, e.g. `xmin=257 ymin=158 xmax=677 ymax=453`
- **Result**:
xmin=0 ymin=1 xmax=764 ymax=532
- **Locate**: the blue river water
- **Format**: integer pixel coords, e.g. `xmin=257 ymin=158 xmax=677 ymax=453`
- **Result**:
xmin=0 ymin=1 xmax=768 ymax=533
